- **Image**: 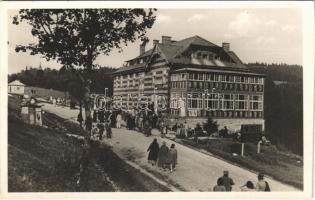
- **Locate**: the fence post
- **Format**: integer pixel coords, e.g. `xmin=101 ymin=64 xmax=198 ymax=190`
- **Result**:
xmin=241 ymin=143 xmax=245 ymax=156
xmin=257 ymin=141 xmax=262 ymax=154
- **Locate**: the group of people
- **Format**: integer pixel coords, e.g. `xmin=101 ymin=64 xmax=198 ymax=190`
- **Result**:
xmin=147 ymin=139 xmax=178 ymax=172
xmin=213 ymin=171 xmax=271 ymax=192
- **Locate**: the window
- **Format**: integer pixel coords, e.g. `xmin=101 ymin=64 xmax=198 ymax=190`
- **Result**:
xmin=205 ymin=93 xmax=219 ymax=110
xmin=170 ymin=94 xmax=179 ymax=109
xmin=235 ymin=76 xmax=241 ymax=83
xmin=214 ymin=74 xmax=219 ymax=82
xmin=249 ymin=95 xmax=263 ymax=111
xmin=198 ymin=74 xmax=203 ymax=81
xmin=203 ymin=54 xmax=208 ymax=59
xmin=222 ymin=94 xmax=234 ymax=110
xmin=187 ymin=93 xmax=203 ymax=109
xmin=221 ymin=75 xmax=227 ymax=82
xmin=228 ymin=75 xmax=234 ymax=82
xmin=235 ymin=94 xmax=248 ymax=110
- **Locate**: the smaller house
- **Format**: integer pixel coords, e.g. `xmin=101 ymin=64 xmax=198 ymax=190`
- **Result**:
xmin=8 ymin=80 xmax=25 ymax=95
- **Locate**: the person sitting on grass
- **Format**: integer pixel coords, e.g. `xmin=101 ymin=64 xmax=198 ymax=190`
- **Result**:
xmin=240 ymin=181 xmax=255 ymax=191
xmin=256 ymin=173 xmax=271 ymax=192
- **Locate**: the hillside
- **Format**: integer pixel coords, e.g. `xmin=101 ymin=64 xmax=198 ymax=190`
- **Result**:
xmin=8 ymin=95 xmax=169 ymax=192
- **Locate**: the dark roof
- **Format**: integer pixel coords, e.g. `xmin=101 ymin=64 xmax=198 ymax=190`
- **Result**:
xmin=115 ymin=35 xmax=246 ymax=74
xmin=226 ymin=51 xmax=243 ymax=64
xmin=114 ymin=62 xmax=146 ymax=74
xmin=173 ymin=67 xmax=264 ymax=77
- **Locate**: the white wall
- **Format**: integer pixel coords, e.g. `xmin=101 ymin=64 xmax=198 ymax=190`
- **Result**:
xmin=8 ymin=85 xmax=24 ymax=95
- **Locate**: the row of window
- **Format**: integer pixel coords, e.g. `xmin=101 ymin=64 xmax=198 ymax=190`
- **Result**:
xmin=171 ymin=81 xmax=264 ymax=92
xmin=171 ymin=109 xmax=264 ymax=118
xmin=192 ymin=51 xmax=220 ymax=60
xmin=178 ymin=93 xmax=263 ymax=111
xmin=171 ymin=73 xmax=264 ymax=84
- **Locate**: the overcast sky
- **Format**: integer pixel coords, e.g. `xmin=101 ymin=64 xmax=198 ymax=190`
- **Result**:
xmin=8 ymin=8 xmax=302 ymax=74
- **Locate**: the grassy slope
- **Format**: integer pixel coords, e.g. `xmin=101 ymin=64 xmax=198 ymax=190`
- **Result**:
xmin=8 ymin=96 xmax=169 ymax=192
xmin=181 ymin=139 xmax=303 ymax=190
xmin=25 ymin=86 xmax=66 ymax=99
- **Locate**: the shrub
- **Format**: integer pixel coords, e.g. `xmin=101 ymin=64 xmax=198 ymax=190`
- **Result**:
xmin=203 ymin=117 xmax=218 ymax=136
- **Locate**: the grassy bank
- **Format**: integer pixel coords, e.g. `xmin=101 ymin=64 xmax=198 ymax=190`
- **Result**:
xmin=180 ymin=138 xmax=303 ymax=190
xmin=8 ymin=95 xmax=170 ymax=192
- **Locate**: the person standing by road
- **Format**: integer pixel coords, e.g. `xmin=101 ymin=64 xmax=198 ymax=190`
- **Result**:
xmin=256 ymin=173 xmax=271 ymax=191
xmin=220 ymin=170 xmax=235 ymax=191
xmin=147 ymin=138 xmax=159 ymax=166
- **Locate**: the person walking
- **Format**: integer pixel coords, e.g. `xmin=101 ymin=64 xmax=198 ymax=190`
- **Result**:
xmin=240 ymin=181 xmax=255 ymax=191
xmin=220 ymin=171 xmax=235 ymax=191
xmin=157 ymin=141 xmax=169 ymax=169
xmin=145 ymin=119 xmax=152 ymax=136
xmin=169 ymin=143 xmax=178 ymax=172
xmin=184 ymin=120 xmax=189 ymax=138
xmin=160 ymin=120 xmax=166 ymax=138
xmin=213 ymin=177 xmax=226 ymax=192
xmin=105 ymin=120 xmax=112 ymax=138
xmin=98 ymin=123 xmax=104 ymax=140
xmin=116 ymin=112 xmax=122 ymax=128
xmin=147 ymin=138 xmax=160 ymax=166
xmin=256 ymin=173 xmax=271 ymax=191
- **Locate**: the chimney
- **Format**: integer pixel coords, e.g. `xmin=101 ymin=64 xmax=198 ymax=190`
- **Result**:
xmin=222 ymin=42 xmax=230 ymax=52
xmin=140 ymin=43 xmax=146 ymax=55
xmin=162 ymin=36 xmax=172 ymax=45
xmin=153 ymin=39 xmax=159 ymax=45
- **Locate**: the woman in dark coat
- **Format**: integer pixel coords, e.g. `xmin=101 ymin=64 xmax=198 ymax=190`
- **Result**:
xmin=157 ymin=141 xmax=169 ymax=169
xmin=147 ymin=138 xmax=159 ymax=165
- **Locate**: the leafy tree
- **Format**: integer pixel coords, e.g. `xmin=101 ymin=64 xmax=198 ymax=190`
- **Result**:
xmin=13 ymin=8 xmax=156 ymax=133
xmin=203 ymin=117 xmax=218 ymax=136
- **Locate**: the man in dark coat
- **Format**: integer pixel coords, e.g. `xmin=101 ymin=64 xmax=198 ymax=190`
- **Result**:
xmin=147 ymin=138 xmax=159 ymax=166
xmin=220 ymin=170 xmax=235 ymax=191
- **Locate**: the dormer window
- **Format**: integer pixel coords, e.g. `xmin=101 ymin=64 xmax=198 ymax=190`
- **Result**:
xmin=203 ymin=54 xmax=207 ymax=59
xmin=197 ymin=52 xmax=202 ymax=59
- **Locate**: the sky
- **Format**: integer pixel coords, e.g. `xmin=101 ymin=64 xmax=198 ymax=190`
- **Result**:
xmin=8 ymin=8 xmax=302 ymax=74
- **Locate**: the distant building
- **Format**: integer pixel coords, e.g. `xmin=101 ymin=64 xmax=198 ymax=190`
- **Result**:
xmin=112 ymin=35 xmax=265 ymax=131
xmin=8 ymin=80 xmax=25 ymax=95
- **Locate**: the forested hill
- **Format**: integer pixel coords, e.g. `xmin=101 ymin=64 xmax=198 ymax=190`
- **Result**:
xmin=247 ymin=62 xmax=303 ymax=155
xmin=247 ymin=62 xmax=302 ymax=83
xmin=8 ymin=66 xmax=116 ymax=96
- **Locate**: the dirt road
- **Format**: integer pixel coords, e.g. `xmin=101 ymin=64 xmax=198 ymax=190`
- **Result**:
xmin=42 ymin=103 xmax=300 ymax=191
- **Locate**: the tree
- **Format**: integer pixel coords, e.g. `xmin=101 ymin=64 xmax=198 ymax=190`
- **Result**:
xmin=203 ymin=117 xmax=218 ymax=136
xmin=13 ymin=8 xmax=156 ymax=135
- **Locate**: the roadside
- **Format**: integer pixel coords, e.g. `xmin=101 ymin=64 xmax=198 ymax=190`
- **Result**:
xmin=178 ymin=138 xmax=303 ymax=190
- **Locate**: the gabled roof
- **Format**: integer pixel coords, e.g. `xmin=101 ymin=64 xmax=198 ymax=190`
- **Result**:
xmin=9 ymin=80 xmax=25 ymax=86
xmin=226 ymin=51 xmax=243 ymax=64
xmin=172 ymin=35 xmax=218 ymax=48
xmin=116 ymin=35 xmax=246 ymax=74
